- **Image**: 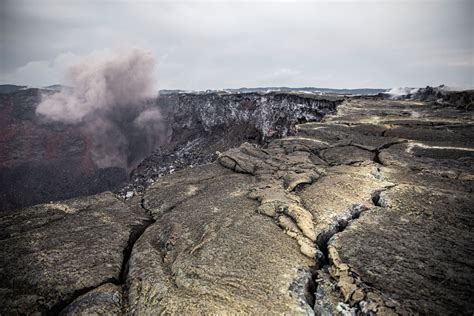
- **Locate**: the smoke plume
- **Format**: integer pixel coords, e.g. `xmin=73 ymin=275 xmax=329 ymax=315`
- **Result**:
xmin=36 ymin=48 xmax=165 ymax=169
xmin=386 ymin=87 xmax=420 ymax=99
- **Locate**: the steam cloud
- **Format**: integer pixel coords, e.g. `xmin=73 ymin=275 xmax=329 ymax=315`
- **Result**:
xmin=37 ymin=48 xmax=166 ymax=169
xmin=386 ymin=87 xmax=420 ymax=99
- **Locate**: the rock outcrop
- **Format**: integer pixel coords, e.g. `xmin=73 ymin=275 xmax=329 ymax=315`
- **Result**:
xmin=1 ymin=96 xmax=473 ymax=314
xmin=120 ymin=92 xmax=340 ymax=197
xmin=385 ymin=85 xmax=474 ymax=111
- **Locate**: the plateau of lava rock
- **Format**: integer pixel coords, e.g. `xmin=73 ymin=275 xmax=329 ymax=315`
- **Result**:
xmin=1 ymin=92 xmax=473 ymax=315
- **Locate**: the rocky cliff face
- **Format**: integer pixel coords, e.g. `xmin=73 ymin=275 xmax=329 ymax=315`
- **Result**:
xmin=1 ymin=95 xmax=473 ymax=315
xmin=0 ymin=90 xmax=339 ymax=210
xmin=121 ymin=92 xmax=340 ymax=197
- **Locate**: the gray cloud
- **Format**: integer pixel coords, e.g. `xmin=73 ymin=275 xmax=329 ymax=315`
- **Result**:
xmin=1 ymin=0 xmax=473 ymax=89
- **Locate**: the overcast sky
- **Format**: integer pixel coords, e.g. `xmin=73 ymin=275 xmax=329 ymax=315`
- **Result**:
xmin=1 ymin=0 xmax=473 ymax=90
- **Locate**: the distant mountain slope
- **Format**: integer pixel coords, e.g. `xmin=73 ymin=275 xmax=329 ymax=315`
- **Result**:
xmin=159 ymin=87 xmax=386 ymax=95
xmin=228 ymin=87 xmax=387 ymax=95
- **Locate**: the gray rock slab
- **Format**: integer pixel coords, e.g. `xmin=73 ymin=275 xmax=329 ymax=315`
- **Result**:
xmin=0 ymin=192 xmax=151 ymax=314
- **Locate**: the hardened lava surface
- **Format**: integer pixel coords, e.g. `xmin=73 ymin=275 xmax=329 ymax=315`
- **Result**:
xmin=1 ymin=96 xmax=473 ymax=315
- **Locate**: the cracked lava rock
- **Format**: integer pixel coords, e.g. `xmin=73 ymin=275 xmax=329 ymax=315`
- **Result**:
xmin=1 ymin=94 xmax=473 ymax=315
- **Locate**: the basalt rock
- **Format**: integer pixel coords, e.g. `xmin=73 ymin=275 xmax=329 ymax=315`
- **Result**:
xmin=119 ymin=92 xmax=340 ymax=198
xmin=0 ymin=192 xmax=151 ymax=314
xmin=1 ymin=95 xmax=473 ymax=315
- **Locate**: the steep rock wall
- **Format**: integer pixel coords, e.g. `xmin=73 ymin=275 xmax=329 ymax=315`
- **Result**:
xmin=0 ymin=90 xmax=340 ymax=209
xmin=122 ymin=92 xmax=340 ymax=196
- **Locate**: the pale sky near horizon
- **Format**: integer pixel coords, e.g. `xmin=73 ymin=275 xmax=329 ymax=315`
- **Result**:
xmin=1 ymin=0 xmax=473 ymax=90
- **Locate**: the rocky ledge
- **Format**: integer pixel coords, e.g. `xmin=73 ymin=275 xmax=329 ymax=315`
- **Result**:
xmin=1 ymin=96 xmax=473 ymax=314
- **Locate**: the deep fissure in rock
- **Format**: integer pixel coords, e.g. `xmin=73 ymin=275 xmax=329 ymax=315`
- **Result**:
xmin=52 ymin=199 xmax=155 ymax=315
xmin=310 ymin=185 xmax=397 ymax=313
xmin=315 ymin=204 xmax=369 ymax=266
xmin=373 ymin=149 xmax=383 ymax=164
xmin=310 ymin=203 xmax=376 ymax=313
xmin=119 ymin=218 xmax=156 ymax=283
xmin=371 ymin=190 xmax=384 ymax=207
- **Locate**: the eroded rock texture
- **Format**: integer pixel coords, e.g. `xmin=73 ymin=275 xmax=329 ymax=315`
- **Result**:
xmin=128 ymin=164 xmax=314 ymax=314
xmin=120 ymin=92 xmax=340 ymax=197
xmin=1 ymin=96 xmax=473 ymax=315
xmin=0 ymin=192 xmax=152 ymax=314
